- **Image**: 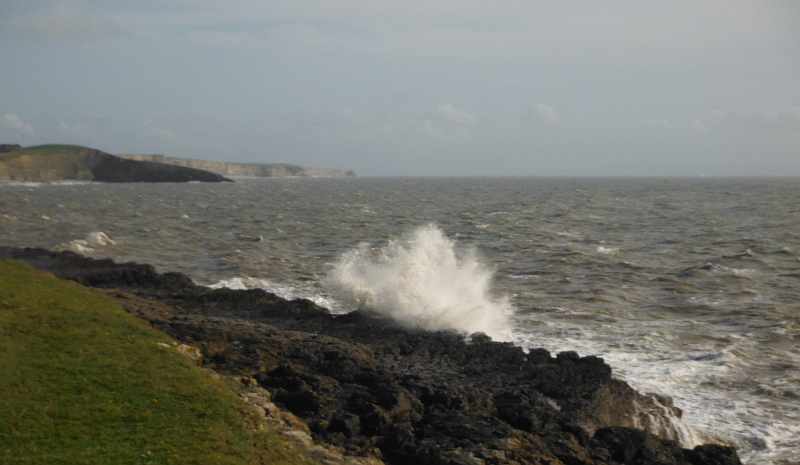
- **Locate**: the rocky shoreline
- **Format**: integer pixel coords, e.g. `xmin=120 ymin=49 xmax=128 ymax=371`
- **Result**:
xmin=0 ymin=246 xmax=741 ymax=465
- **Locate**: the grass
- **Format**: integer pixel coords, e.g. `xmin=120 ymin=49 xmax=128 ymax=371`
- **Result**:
xmin=0 ymin=259 xmax=318 ymax=465
xmin=0 ymin=145 xmax=86 ymax=161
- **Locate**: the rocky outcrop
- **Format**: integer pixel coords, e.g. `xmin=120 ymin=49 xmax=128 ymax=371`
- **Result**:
xmin=0 ymin=246 xmax=741 ymax=465
xmin=87 ymin=150 xmax=233 ymax=183
xmin=118 ymin=154 xmax=357 ymax=178
xmin=0 ymin=145 xmax=232 ymax=183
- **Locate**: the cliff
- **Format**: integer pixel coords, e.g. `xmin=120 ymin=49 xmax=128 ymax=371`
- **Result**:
xmin=118 ymin=154 xmax=358 ymax=178
xmin=0 ymin=145 xmax=232 ymax=183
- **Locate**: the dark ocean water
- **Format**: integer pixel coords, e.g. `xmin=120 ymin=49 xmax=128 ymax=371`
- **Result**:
xmin=2 ymin=177 xmax=798 ymax=464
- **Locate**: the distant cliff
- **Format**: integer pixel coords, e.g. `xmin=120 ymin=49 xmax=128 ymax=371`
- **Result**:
xmin=0 ymin=145 xmax=232 ymax=183
xmin=117 ymin=154 xmax=357 ymax=178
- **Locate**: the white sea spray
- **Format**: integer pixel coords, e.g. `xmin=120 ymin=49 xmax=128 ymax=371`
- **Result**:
xmin=52 ymin=231 xmax=115 ymax=254
xmin=325 ymin=224 xmax=513 ymax=340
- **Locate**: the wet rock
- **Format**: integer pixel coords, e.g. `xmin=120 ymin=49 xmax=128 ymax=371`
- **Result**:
xmin=0 ymin=247 xmax=743 ymax=465
xmin=684 ymin=444 xmax=742 ymax=465
xmin=594 ymin=426 xmax=685 ymax=464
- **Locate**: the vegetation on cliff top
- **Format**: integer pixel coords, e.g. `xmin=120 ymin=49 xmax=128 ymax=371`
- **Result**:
xmin=0 ymin=144 xmax=84 ymax=157
xmin=0 ymin=259 xmax=317 ymax=465
xmin=0 ymin=145 xmax=231 ymax=183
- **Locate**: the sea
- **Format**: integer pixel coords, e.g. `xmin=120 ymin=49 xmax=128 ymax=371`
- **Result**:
xmin=1 ymin=177 xmax=798 ymax=465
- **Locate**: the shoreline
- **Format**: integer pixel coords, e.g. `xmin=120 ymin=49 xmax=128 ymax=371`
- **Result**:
xmin=0 ymin=246 xmax=742 ymax=465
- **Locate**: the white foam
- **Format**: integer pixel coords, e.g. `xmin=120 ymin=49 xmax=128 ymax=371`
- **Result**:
xmin=325 ymin=225 xmax=514 ymax=340
xmin=52 ymin=231 xmax=116 ymax=254
xmin=597 ymin=246 xmax=619 ymax=254
xmin=208 ymin=276 xmax=335 ymax=309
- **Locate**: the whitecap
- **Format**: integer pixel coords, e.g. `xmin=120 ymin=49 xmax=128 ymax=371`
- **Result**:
xmin=597 ymin=246 xmax=619 ymax=254
xmin=208 ymin=276 xmax=334 ymax=309
xmin=52 ymin=231 xmax=116 ymax=254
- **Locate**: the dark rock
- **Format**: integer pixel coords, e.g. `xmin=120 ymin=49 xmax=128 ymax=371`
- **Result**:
xmin=685 ymin=444 xmax=742 ymax=465
xmin=273 ymin=389 xmax=321 ymax=415
xmin=594 ymin=427 xmax=685 ymax=464
xmin=0 ymin=246 xmax=742 ymax=465
xmin=87 ymin=151 xmax=233 ymax=183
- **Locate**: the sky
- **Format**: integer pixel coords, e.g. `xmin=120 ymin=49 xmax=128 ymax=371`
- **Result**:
xmin=1 ymin=1 xmax=799 ymax=176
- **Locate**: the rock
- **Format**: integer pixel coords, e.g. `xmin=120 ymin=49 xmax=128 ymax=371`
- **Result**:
xmin=594 ymin=426 xmax=685 ymax=464
xmin=89 ymin=151 xmax=233 ymax=183
xmin=684 ymin=445 xmax=742 ymax=465
xmin=0 ymin=247 xmax=742 ymax=465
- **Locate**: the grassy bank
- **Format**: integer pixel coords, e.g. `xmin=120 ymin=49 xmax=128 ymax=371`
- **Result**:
xmin=0 ymin=259 xmax=317 ymax=465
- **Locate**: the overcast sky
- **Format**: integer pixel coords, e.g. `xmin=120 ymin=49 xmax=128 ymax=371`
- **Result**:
xmin=1 ymin=1 xmax=798 ymax=176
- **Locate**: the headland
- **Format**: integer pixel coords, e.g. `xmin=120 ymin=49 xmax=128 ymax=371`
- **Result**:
xmin=117 ymin=154 xmax=358 ymax=178
xmin=0 ymin=144 xmax=232 ymax=183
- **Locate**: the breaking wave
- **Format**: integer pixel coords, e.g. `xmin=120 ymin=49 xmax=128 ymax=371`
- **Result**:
xmin=52 ymin=231 xmax=116 ymax=254
xmin=326 ymin=225 xmax=513 ymax=340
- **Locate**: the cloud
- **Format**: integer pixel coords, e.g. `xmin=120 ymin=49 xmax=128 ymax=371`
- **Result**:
xmin=115 ymin=2 xmax=796 ymax=68
xmin=144 ymin=119 xmax=181 ymax=143
xmin=152 ymin=127 xmax=179 ymax=142
xmin=692 ymin=120 xmax=710 ymax=132
xmin=3 ymin=114 xmax=35 ymax=136
xmin=59 ymin=120 xmax=95 ymax=138
xmin=4 ymin=0 xmax=115 ymax=39
xmin=748 ymin=106 xmax=800 ymax=131
xmin=421 ymin=120 xmax=442 ymax=138
xmin=437 ymin=103 xmax=477 ymax=124
xmin=646 ymin=118 xmax=672 ymax=130
xmin=535 ymin=103 xmax=557 ymax=124
xmin=716 ymin=106 xmax=800 ymax=133
xmin=710 ymin=110 xmax=727 ymax=120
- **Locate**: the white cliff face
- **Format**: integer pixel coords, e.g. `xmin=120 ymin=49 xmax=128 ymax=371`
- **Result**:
xmin=117 ymin=154 xmax=357 ymax=178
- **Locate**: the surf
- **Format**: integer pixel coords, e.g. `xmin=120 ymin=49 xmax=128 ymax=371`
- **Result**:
xmin=326 ymin=224 xmax=513 ymax=340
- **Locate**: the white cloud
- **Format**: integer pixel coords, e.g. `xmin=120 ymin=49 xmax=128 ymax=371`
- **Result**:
xmin=152 ymin=127 xmax=179 ymax=142
xmin=4 ymin=0 xmax=115 ymax=38
xmin=535 ymin=103 xmax=557 ymax=124
xmin=422 ymin=120 xmax=442 ymax=138
xmin=437 ymin=103 xmax=477 ymax=124
xmin=647 ymin=118 xmax=672 ymax=130
xmin=59 ymin=120 xmax=95 ymax=138
xmin=144 ymin=119 xmax=181 ymax=143
xmin=283 ymin=107 xmax=382 ymax=131
xmin=692 ymin=120 xmax=710 ymax=132
xmin=116 ymin=1 xmax=796 ymax=67
xmin=710 ymin=110 xmax=727 ymax=120
xmin=730 ymin=106 xmax=800 ymax=132
xmin=3 ymin=113 xmax=35 ymax=136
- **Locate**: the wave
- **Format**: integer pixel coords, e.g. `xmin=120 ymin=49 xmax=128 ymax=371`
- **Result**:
xmin=325 ymin=224 xmax=513 ymax=340
xmin=208 ymin=276 xmax=335 ymax=309
xmin=52 ymin=231 xmax=116 ymax=254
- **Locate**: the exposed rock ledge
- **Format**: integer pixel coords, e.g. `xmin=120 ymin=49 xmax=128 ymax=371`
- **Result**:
xmin=0 ymin=246 xmax=741 ymax=465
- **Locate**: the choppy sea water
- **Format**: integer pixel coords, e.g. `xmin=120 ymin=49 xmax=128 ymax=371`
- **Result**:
xmin=1 ymin=177 xmax=798 ymax=465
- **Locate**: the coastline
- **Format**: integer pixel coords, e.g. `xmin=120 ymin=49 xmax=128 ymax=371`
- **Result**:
xmin=0 ymin=246 xmax=742 ymax=465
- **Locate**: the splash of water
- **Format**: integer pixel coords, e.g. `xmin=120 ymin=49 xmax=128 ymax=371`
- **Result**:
xmin=326 ymin=225 xmax=513 ymax=340
xmin=52 ymin=231 xmax=116 ymax=254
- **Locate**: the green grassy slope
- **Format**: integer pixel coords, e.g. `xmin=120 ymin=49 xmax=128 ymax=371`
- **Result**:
xmin=0 ymin=145 xmax=96 ymax=181
xmin=0 ymin=259 xmax=317 ymax=465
